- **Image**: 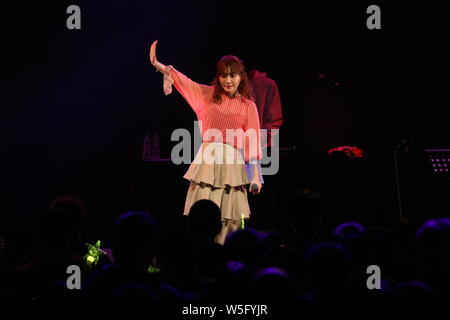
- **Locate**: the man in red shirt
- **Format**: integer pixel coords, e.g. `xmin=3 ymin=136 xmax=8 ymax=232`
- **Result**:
xmin=247 ymin=69 xmax=283 ymax=149
xmin=247 ymin=68 xmax=283 ymax=230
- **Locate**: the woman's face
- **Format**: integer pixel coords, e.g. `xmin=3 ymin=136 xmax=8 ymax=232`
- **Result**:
xmin=219 ymin=67 xmax=241 ymax=96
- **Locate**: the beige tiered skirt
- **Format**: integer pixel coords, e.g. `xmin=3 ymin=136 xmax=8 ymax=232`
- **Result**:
xmin=183 ymin=142 xmax=250 ymax=244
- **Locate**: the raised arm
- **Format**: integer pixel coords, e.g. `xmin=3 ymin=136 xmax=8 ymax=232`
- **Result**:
xmin=149 ymin=40 xmax=212 ymax=114
xmin=150 ymin=40 xmax=167 ymax=72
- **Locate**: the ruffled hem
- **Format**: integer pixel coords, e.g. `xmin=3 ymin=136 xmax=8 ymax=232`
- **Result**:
xmin=183 ymin=142 xmax=249 ymax=187
xmin=183 ymin=182 xmax=250 ymax=220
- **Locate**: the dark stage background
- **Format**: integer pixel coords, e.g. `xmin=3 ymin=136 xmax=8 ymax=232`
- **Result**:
xmin=2 ymin=1 xmax=449 ymax=266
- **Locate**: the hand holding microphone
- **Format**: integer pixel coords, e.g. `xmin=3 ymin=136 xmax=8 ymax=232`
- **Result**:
xmin=249 ymin=181 xmax=262 ymax=195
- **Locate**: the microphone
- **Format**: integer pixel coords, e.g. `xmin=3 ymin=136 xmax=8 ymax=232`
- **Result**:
xmin=250 ymin=183 xmax=259 ymax=194
xmin=317 ymin=73 xmax=340 ymax=87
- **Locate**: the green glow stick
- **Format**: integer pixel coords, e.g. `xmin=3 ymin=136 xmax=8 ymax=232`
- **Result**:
xmin=83 ymin=240 xmax=106 ymax=266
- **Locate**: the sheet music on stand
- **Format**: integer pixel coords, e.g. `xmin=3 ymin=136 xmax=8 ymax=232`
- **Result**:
xmin=425 ymin=149 xmax=450 ymax=177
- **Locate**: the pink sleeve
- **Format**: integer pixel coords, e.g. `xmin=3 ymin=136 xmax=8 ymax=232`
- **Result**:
xmin=163 ymin=66 xmax=213 ymax=115
xmin=244 ymin=101 xmax=263 ymax=163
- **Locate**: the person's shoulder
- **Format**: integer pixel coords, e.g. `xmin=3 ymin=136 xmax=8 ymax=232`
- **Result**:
xmin=241 ymin=95 xmax=256 ymax=104
xmin=251 ymin=71 xmax=277 ymax=87
xmin=259 ymin=72 xmax=277 ymax=86
xmin=243 ymin=98 xmax=258 ymax=111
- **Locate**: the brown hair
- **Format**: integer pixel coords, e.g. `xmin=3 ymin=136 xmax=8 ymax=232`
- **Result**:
xmin=211 ymin=55 xmax=254 ymax=104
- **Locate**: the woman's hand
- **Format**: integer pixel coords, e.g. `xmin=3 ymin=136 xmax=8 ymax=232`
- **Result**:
xmin=248 ymin=163 xmax=262 ymax=195
xmin=149 ymin=40 xmax=158 ymax=66
xmin=150 ymin=40 xmax=167 ymax=72
xmin=249 ymin=180 xmax=262 ymax=195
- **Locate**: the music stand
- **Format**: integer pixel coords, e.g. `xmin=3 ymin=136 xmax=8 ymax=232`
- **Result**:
xmin=425 ymin=149 xmax=450 ymax=177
